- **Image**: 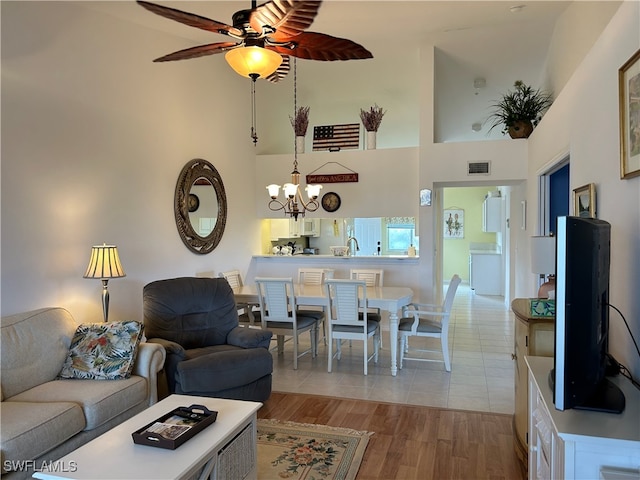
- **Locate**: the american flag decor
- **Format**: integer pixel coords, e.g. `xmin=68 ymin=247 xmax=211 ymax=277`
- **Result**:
xmin=312 ymin=123 xmax=360 ymax=151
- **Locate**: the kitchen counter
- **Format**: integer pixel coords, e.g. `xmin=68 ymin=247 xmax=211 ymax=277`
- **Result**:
xmin=248 ymin=254 xmax=421 ymax=293
xmin=253 ymin=254 xmax=419 ymax=262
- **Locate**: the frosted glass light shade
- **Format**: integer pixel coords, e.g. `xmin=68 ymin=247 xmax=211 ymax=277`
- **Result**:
xmin=267 ymin=184 xmax=281 ymax=198
xmin=225 ymin=47 xmax=282 ymax=79
xmin=306 ymin=184 xmax=322 ymax=198
xmin=283 ymin=183 xmax=298 ymax=198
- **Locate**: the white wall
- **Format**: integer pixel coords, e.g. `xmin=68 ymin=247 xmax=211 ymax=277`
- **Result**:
xmin=255 ymin=148 xmax=419 ymax=219
xmin=528 ymin=1 xmax=640 ymax=376
xmin=1 ymin=2 xmax=261 ymax=319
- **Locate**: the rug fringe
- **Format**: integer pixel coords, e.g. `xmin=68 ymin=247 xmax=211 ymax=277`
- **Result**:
xmin=258 ymin=418 xmax=375 ymax=438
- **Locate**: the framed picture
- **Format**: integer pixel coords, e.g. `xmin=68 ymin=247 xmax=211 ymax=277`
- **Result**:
xmin=444 ymin=209 xmax=464 ymax=238
xmin=619 ymin=48 xmax=640 ymax=179
xmin=573 ymin=183 xmax=596 ymax=218
xmin=419 ymin=188 xmax=432 ymax=206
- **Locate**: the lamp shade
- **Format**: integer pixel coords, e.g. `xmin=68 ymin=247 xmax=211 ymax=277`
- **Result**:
xmin=530 ymin=236 xmax=556 ymax=274
xmin=84 ymin=245 xmax=126 ymax=279
xmin=225 ymin=46 xmax=282 ymax=79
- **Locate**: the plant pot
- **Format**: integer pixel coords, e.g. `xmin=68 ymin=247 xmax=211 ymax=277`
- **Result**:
xmin=366 ymin=131 xmax=377 ymax=150
xmin=508 ymin=120 xmax=534 ymax=139
xmin=296 ymin=136 xmax=305 ymax=153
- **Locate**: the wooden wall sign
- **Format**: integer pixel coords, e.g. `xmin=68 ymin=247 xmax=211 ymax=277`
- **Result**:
xmin=306 ymin=173 xmax=358 ymax=183
xmin=306 ymin=161 xmax=359 ymax=184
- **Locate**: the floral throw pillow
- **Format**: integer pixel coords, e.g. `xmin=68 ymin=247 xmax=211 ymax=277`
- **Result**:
xmin=59 ymin=320 xmax=144 ymax=380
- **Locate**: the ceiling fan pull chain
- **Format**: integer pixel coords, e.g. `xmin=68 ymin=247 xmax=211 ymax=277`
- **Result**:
xmin=251 ymin=77 xmax=258 ymax=146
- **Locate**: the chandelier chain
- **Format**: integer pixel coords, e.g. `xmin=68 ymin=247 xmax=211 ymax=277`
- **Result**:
xmin=265 ymin=57 xmax=321 ymax=219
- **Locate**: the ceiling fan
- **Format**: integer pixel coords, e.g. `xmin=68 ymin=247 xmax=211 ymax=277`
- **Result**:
xmin=137 ymin=0 xmax=373 ymax=82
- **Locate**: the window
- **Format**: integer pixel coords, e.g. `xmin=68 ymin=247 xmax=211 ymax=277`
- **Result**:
xmin=384 ymin=217 xmax=417 ymax=254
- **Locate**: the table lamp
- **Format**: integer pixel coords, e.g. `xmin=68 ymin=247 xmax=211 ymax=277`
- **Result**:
xmin=530 ymin=235 xmax=556 ymax=299
xmin=84 ymin=244 xmax=126 ymax=322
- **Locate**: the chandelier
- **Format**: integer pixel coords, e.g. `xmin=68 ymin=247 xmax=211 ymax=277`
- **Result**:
xmin=266 ymin=59 xmax=322 ymax=220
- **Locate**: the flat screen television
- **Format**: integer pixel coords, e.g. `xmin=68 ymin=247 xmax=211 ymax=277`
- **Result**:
xmin=550 ymin=216 xmax=625 ymax=413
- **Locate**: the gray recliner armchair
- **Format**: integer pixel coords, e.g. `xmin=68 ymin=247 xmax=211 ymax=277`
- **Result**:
xmin=143 ymin=277 xmax=273 ymax=402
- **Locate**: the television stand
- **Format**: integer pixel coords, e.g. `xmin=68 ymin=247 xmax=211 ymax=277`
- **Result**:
xmin=527 ymin=356 xmax=640 ymax=480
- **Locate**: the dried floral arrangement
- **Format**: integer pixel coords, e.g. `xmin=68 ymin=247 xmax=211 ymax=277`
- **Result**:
xmin=290 ymin=106 xmax=310 ymax=136
xmin=359 ymin=104 xmax=386 ymax=132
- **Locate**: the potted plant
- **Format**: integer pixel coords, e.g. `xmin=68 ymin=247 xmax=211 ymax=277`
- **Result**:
xmin=359 ymin=104 xmax=386 ymax=149
xmin=290 ymin=106 xmax=310 ymax=153
xmin=487 ymin=80 xmax=553 ymax=138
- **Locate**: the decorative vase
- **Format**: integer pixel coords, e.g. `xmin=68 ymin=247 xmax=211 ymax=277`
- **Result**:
xmin=296 ymin=136 xmax=305 ymax=153
xmin=508 ymin=120 xmax=534 ymax=139
xmin=366 ymin=130 xmax=377 ymax=150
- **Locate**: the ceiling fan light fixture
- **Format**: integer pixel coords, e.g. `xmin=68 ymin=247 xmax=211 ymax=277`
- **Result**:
xmin=225 ymin=46 xmax=282 ymax=79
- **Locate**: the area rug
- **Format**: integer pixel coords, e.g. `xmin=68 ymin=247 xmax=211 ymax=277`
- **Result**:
xmin=256 ymin=419 xmax=373 ymax=480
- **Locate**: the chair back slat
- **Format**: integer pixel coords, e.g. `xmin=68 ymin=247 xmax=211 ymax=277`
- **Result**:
xmin=219 ymin=270 xmax=243 ymax=288
xmin=298 ymin=268 xmax=334 ymax=285
xmin=350 ymin=268 xmax=383 ymax=287
xmin=325 ymin=279 xmax=367 ymax=326
xmin=255 ymin=277 xmax=295 ymax=324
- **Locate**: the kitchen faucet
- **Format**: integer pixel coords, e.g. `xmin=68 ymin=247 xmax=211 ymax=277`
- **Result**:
xmin=346 ymin=236 xmax=360 ymax=256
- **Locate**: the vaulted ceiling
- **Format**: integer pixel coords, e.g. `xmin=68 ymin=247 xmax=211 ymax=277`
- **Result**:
xmin=85 ymin=1 xmax=619 ymax=145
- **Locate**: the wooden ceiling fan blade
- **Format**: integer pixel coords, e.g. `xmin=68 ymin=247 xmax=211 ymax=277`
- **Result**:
xmin=153 ymin=42 xmax=239 ymax=62
xmin=251 ymin=0 xmax=321 ymax=37
xmin=265 ymin=55 xmax=291 ymax=83
xmin=137 ymin=1 xmax=243 ymax=38
xmin=270 ymin=32 xmax=373 ymax=61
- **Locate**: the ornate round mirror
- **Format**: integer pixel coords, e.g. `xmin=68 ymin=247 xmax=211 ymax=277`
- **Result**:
xmin=174 ymin=159 xmax=227 ymax=254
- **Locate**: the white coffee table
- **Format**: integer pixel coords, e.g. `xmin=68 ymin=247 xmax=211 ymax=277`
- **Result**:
xmin=32 ymin=394 xmax=261 ymax=480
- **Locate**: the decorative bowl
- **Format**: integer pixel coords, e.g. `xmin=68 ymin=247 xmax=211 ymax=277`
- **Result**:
xmin=330 ymin=246 xmax=350 ymax=256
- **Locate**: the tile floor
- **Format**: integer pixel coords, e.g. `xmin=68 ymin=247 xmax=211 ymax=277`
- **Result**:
xmin=267 ymin=283 xmax=515 ymax=414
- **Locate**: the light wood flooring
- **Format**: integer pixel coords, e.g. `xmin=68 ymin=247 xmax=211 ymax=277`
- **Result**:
xmin=258 ymin=391 xmax=524 ymax=480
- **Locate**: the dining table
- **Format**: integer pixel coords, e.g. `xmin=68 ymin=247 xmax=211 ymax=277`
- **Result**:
xmin=232 ymin=283 xmax=414 ymax=376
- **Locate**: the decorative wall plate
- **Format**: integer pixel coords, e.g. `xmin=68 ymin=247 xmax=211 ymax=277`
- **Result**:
xmin=321 ymin=192 xmax=341 ymax=212
xmin=188 ymin=194 xmax=200 ymax=212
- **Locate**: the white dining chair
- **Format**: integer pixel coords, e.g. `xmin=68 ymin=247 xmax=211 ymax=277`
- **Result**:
xmin=297 ymin=268 xmax=334 ymax=344
xmin=255 ymin=277 xmax=321 ymax=370
xmin=397 ymin=274 xmax=461 ymax=372
xmin=349 ymin=268 xmax=384 ymax=349
xmin=324 ymin=279 xmax=381 ymax=375
xmin=297 ymin=267 xmax=334 ymax=285
xmin=220 ymin=270 xmax=259 ymax=327
xmin=349 ymin=268 xmax=384 ymax=287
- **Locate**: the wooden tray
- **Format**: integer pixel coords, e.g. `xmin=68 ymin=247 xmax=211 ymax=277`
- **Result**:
xmin=132 ymin=404 xmax=218 ymax=450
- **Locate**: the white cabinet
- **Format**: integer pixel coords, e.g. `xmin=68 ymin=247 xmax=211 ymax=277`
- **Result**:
xmin=482 ymin=197 xmax=502 ymax=232
xmin=270 ymin=218 xmax=316 ymax=239
xmin=300 ymin=218 xmax=320 ymax=237
xmin=270 ymin=219 xmax=289 ymax=240
xmin=527 ymin=356 xmax=640 ymax=480
xmin=469 ymin=253 xmax=502 ymax=295
xmin=288 ymin=218 xmax=301 ymax=238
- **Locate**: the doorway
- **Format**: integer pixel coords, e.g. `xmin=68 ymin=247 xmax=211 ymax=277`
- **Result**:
xmin=436 ymin=184 xmax=515 ymax=305
xmin=537 ymin=156 xmax=570 ymax=235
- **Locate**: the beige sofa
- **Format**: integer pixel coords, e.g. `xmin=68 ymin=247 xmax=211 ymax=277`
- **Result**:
xmin=1 ymin=307 xmax=166 ymax=479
